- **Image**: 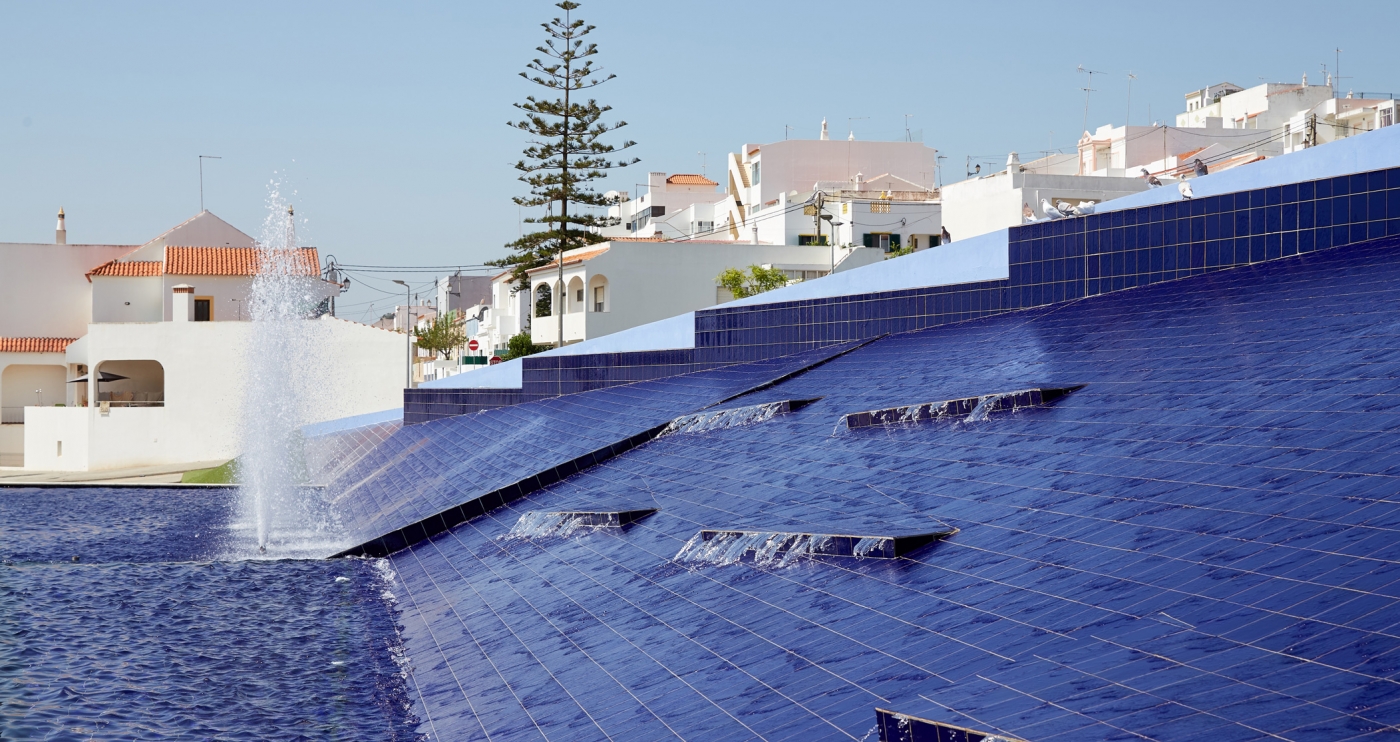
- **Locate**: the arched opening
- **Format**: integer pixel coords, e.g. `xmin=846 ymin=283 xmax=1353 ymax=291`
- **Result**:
xmin=94 ymin=360 xmax=165 ymax=407
xmin=566 ymin=276 xmax=585 ymax=314
xmin=1 ymin=364 xmax=67 ymax=424
xmin=588 ymin=274 xmax=609 ymax=313
xmin=534 ymin=283 xmax=553 ymax=318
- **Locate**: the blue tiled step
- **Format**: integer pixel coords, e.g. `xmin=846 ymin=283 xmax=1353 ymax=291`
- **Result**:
xmin=841 ymin=385 xmax=1084 ymax=429
xmin=675 ymin=527 xmax=957 ymax=566
xmin=502 ymin=508 xmax=659 ymax=539
xmin=875 ymin=708 xmax=1022 ymax=742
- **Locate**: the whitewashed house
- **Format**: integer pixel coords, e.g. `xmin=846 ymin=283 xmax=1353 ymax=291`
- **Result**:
xmin=0 ymin=210 xmax=404 ymax=471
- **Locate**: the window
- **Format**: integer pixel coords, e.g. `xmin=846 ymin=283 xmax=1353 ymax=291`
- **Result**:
xmin=693 ymin=220 xmax=714 ymax=234
xmin=750 ymin=161 xmax=760 ymax=185
xmin=862 ymin=233 xmax=899 ymax=251
xmin=594 ymin=286 xmax=605 ymax=313
xmin=575 ymin=289 xmax=583 ymax=302
xmin=1383 ymin=107 xmax=1394 ymax=128
xmin=194 ymin=298 xmax=212 ymax=321
xmin=797 ymin=235 xmax=829 ymax=246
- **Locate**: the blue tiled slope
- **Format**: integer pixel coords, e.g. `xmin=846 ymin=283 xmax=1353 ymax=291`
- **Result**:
xmin=386 ymin=234 xmax=1400 ymax=741
xmin=331 ymin=341 xmax=867 ymax=553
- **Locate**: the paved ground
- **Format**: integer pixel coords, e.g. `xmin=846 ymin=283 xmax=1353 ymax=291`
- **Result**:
xmin=0 ymin=460 xmax=229 ymax=486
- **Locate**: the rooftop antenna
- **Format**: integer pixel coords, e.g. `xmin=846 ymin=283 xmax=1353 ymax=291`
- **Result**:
xmin=1335 ymin=48 xmax=1342 ymax=98
xmin=198 ymin=155 xmax=221 ymax=212
xmin=784 ymin=125 xmax=794 ymax=141
xmin=697 ymin=152 xmax=707 ymax=178
xmin=904 ymin=114 xmax=914 ymax=142
xmin=1077 ymin=65 xmax=1105 ymax=135
xmin=1126 ymin=72 xmax=1138 ymax=127
xmin=847 ymin=116 xmax=868 ymax=141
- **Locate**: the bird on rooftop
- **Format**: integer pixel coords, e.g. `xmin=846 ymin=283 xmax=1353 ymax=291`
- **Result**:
xmin=1022 ymin=203 xmax=1036 ymax=222
xmin=1141 ymin=168 xmax=1163 ymax=187
xmin=1179 ymin=180 xmax=1195 ymax=200
xmin=1070 ymin=201 xmax=1096 ymax=216
xmin=1056 ymin=200 xmax=1074 ymax=215
xmin=1041 ymin=199 xmax=1067 ymax=219
xmin=1194 ymin=158 xmax=1209 ymax=177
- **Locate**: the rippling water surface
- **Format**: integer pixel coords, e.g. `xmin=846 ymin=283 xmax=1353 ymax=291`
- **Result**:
xmin=0 ymin=486 xmax=421 ymax=740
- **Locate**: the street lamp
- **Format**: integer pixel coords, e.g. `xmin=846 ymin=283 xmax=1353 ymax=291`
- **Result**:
xmin=392 ymin=280 xmax=412 ymax=388
xmin=822 ymin=215 xmax=844 ymax=274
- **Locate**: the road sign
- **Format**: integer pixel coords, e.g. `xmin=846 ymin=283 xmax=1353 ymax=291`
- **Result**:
xmin=489 ymin=355 xmax=502 ymax=365
xmin=468 ymin=339 xmax=480 ymax=352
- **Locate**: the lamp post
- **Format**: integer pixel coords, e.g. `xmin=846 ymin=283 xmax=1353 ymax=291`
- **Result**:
xmin=822 ymin=215 xmax=843 ymax=274
xmin=392 ymin=280 xmax=412 ymax=388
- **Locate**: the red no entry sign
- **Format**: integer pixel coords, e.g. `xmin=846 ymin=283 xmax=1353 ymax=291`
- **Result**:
xmin=468 ymin=339 xmax=480 ymax=351
xmin=489 ymin=355 xmax=502 ymax=365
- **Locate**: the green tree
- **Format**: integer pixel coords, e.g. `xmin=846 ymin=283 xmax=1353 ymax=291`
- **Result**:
xmin=503 ymin=332 xmax=548 ymax=361
xmin=491 ymin=0 xmax=638 ymax=305
xmin=717 ymin=265 xmax=792 ymax=299
xmin=415 ymin=312 xmax=467 ymax=360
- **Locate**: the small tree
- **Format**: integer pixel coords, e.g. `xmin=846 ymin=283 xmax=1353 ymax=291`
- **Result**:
xmin=415 ymin=312 xmax=467 ymax=360
xmin=492 ymin=1 xmax=638 ymax=342
xmin=503 ymin=332 xmax=547 ymax=361
xmin=717 ymin=265 xmax=791 ymax=299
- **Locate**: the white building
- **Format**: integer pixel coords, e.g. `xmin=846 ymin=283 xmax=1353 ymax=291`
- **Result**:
xmin=941 ymin=152 xmax=1150 ymax=240
xmin=0 ymin=210 xmax=405 ymax=471
xmin=602 ymin=126 xmax=943 ymax=252
xmin=1282 ymin=94 xmax=1400 ymax=154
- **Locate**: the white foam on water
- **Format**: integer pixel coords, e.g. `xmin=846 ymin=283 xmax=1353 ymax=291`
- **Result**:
xmin=501 ymin=511 xmax=595 ymax=540
xmin=964 ymin=393 xmax=1007 ymax=423
xmin=662 ymin=401 xmax=788 ymax=436
xmin=852 ymin=536 xmax=890 ymax=558
xmin=675 ymin=531 xmax=840 ymax=567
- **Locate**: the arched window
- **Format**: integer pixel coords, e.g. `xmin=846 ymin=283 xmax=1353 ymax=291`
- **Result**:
xmin=588 ymin=274 xmax=609 ymax=313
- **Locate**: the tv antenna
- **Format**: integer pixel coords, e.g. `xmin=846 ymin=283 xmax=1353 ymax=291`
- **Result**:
xmin=697 ymin=152 xmax=707 ymax=178
xmin=1077 ymin=65 xmax=1106 ymax=135
xmin=904 ymin=114 xmax=914 ymax=142
xmin=198 ymin=155 xmax=221 ymax=212
xmin=1126 ymin=72 xmax=1138 ymax=127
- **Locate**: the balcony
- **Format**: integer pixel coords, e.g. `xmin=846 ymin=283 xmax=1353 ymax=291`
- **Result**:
xmin=531 ymin=312 xmax=587 ymax=346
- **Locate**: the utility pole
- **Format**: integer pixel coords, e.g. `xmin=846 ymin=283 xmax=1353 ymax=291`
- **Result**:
xmin=813 ymin=191 xmax=825 ymax=250
xmin=392 ymin=280 xmax=411 ymax=388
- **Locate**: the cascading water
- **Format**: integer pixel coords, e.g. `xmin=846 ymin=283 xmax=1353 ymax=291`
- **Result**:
xmin=236 ymin=184 xmax=334 ymax=557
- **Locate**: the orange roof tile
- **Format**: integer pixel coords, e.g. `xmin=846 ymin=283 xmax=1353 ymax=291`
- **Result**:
xmin=608 ymin=236 xmax=668 ymax=242
xmin=0 ymin=337 xmax=75 ymax=353
xmin=87 ymin=260 xmax=163 ymax=278
xmin=165 ymin=246 xmax=320 ymax=276
xmin=524 ymin=247 xmax=610 ymax=274
xmin=666 ymin=174 xmax=718 ymax=186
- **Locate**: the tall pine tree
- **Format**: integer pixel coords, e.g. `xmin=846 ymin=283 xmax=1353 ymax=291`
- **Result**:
xmin=494 ymin=1 xmax=637 ymax=346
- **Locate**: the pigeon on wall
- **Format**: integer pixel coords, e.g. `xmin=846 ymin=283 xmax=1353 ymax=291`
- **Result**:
xmin=1041 ymin=199 xmax=1067 ymax=219
xmin=1070 ymin=201 xmax=1096 ymax=216
xmin=1194 ymin=158 xmax=1209 ymax=177
xmin=1056 ymin=200 xmax=1074 ymax=214
xmin=1179 ymin=180 xmax=1195 ymax=199
xmin=1141 ymin=168 xmax=1163 ymax=187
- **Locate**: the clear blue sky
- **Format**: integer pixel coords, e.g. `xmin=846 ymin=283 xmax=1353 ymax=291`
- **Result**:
xmin=3 ymin=1 xmax=1397 ymax=318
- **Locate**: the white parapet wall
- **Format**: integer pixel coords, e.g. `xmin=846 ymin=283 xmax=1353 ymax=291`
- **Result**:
xmin=23 ymin=315 xmax=404 ymax=471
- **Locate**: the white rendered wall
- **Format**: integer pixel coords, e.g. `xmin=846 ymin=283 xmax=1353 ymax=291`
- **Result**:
xmin=22 ymin=316 xmax=404 ymax=471
xmin=92 ymin=276 xmax=164 ymax=322
xmin=942 ymin=170 xmax=1148 ymax=240
xmin=0 ymin=243 xmax=137 ymax=337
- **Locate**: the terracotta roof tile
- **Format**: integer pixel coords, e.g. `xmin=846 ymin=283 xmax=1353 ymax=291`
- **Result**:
xmin=608 ymin=236 xmax=668 ymax=242
xmin=87 ymin=260 xmax=163 ymax=278
xmin=525 ymin=247 xmax=610 ymax=274
xmin=165 ymin=246 xmax=320 ymax=276
xmin=666 ymin=174 xmax=718 ymax=186
xmin=0 ymin=337 xmax=75 ymax=353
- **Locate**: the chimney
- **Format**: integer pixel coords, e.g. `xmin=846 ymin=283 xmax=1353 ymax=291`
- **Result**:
xmin=820 ymin=118 xmax=829 ymax=141
xmin=172 ymin=284 xmax=195 ymax=322
xmin=56 ymin=207 xmax=66 ymax=244
xmin=1006 ymin=152 xmax=1021 ymax=174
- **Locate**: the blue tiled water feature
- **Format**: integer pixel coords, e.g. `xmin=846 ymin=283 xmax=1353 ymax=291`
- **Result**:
xmin=347 ymin=232 xmax=1400 ymax=739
